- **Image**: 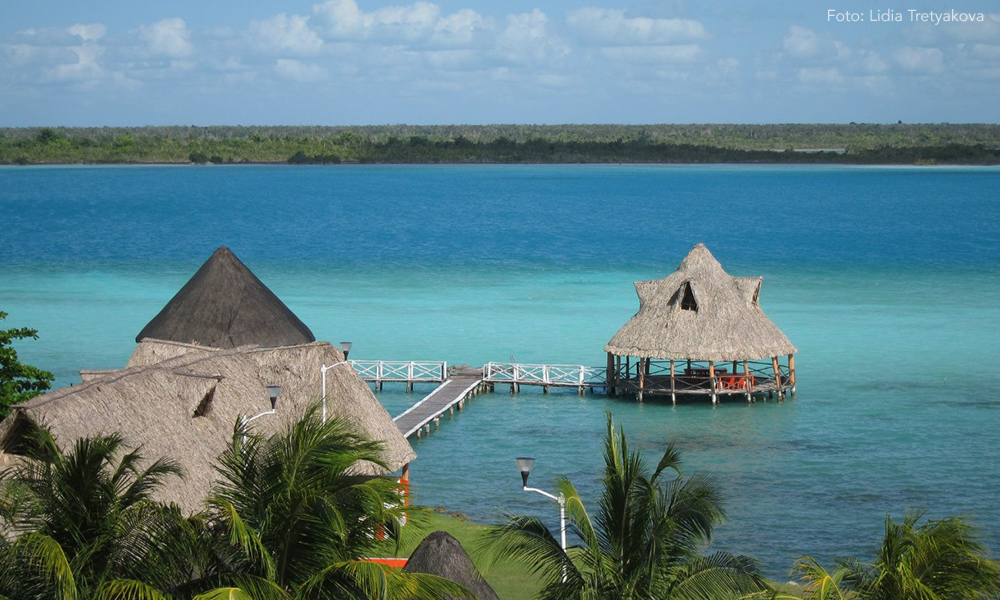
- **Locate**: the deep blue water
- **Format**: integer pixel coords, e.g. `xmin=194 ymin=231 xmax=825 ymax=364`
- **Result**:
xmin=2 ymin=164 xmax=999 ymax=579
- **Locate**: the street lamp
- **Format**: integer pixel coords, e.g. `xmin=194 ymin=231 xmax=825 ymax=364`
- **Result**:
xmin=241 ymin=384 xmax=281 ymax=446
xmin=516 ymin=456 xmax=567 ymax=582
xmin=339 ymin=341 xmax=353 ymax=360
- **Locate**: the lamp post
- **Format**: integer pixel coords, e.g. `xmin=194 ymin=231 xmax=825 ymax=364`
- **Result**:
xmin=242 ymin=384 xmax=281 ymax=446
xmin=516 ymin=457 xmax=568 ymax=582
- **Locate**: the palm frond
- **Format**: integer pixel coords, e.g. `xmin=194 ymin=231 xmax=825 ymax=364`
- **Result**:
xmin=94 ymin=579 xmax=169 ymax=600
xmin=13 ymin=532 xmax=77 ymax=600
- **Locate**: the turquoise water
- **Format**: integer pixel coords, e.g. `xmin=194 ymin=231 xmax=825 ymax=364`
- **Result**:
xmin=2 ymin=165 xmax=999 ymax=577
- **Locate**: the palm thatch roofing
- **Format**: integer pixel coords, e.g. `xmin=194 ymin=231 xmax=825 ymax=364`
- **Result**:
xmin=605 ymin=244 xmax=797 ymax=362
xmin=403 ymin=531 xmax=499 ymax=600
xmin=0 ymin=340 xmax=415 ymax=514
xmin=136 ymin=246 xmax=315 ymax=349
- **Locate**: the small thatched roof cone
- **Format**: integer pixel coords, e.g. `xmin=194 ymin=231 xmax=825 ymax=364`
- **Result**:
xmin=136 ymin=246 xmax=315 ymax=349
xmin=605 ymin=244 xmax=796 ymax=361
xmin=403 ymin=531 xmax=500 ymax=600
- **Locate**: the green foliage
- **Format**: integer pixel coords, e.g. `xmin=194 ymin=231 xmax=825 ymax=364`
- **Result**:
xmin=0 ymin=425 xmax=187 ymax=600
xmin=793 ymin=511 xmax=1000 ymax=600
xmin=485 ymin=413 xmax=771 ymax=600
xmin=189 ymin=151 xmax=209 ymax=164
xmin=203 ymin=403 xmax=468 ymax=600
xmin=0 ymin=311 xmax=54 ymax=418
xmin=1 ymin=124 xmax=999 ymax=165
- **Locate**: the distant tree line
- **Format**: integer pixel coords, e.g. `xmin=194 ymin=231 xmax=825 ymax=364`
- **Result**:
xmin=2 ymin=124 xmax=999 ymax=165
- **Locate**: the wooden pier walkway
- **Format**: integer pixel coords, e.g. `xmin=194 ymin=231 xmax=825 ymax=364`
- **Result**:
xmin=393 ymin=375 xmax=485 ymax=439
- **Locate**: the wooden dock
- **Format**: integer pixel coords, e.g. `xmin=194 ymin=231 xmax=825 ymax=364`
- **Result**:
xmin=393 ymin=375 xmax=485 ymax=439
xmin=351 ymin=360 xmax=447 ymax=392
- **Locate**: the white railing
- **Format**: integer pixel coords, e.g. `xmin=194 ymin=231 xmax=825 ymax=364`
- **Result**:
xmin=349 ymin=360 xmax=448 ymax=383
xmin=483 ymin=362 xmax=607 ymax=387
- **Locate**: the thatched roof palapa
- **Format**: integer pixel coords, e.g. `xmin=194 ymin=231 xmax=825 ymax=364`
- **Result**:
xmin=136 ymin=246 xmax=315 ymax=349
xmin=0 ymin=340 xmax=415 ymax=514
xmin=605 ymin=244 xmax=796 ymax=362
xmin=403 ymin=531 xmax=500 ymax=600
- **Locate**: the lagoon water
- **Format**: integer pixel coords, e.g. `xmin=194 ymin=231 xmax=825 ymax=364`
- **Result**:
xmin=2 ymin=164 xmax=1000 ymax=577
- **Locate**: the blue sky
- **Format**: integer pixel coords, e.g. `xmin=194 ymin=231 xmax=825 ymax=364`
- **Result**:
xmin=2 ymin=0 xmax=998 ymax=125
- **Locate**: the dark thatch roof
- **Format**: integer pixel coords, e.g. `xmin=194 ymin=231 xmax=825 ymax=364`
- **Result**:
xmin=0 ymin=340 xmax=415 ymax=514
xmin=136 ymin=246 xmax=315 ymax=349
xmin=605 ymin=244 xmax=797 ymax=361
xmin=403 ymin=531 xmax=499 ymax=600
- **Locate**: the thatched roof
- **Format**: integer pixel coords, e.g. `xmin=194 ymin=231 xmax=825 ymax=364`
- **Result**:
xmin=0 ymin=340 xmax=415 ymax=514
xmin=136 ymin=246 xmax=315 ymax=349
xmin=605 ymin=244 xmax=797 ymax=361
xmin=403 ymin=531 xmax=499 ymax=600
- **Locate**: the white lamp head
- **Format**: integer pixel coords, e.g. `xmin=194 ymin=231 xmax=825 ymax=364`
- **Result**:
xmin=516 ymin=456 xmax=535 ymax=487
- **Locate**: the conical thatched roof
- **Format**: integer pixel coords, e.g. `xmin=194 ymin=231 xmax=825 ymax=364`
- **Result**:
xmin=0 ymin=340 xmax=415 ymax=514
xmin=136 ymin=246 xmax=315 ymax=349
xmin=403 ymin=531 xmax=499 ymax=600
xmin=605 ymin=244 xmax=796 ymax=361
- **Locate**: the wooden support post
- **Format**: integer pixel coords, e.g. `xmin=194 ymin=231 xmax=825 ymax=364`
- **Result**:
xmin=434 ymin=417 xmax=440 ymax=430
xmin=606 ymin=352 xmax=615 ymax=396
xmin=543 ymin=385 xmax=550 ymax=394
xmin=788 ymin=354 xmax=796 ymax=396
xmin=615 ymin=355 xmax=621 ymax=396
xmin=670 ymin=359 xmax=676 ymax=405
xmin=771 ymin=356 xmax=783 ymax=400
xmin=708 ymin=360 xmax=717 ymax=405
xmin=449 ymin=405 xmax=454 ymax=416
xmin=625 ymin=357 xmax=630 ymax=384
xmin=645 ymin=358 xmax=651 ymax=376
xmin=638 ymin=358 xmax=646 ymax=402
xmin=743 ymin=360 xmax=751 ymax=403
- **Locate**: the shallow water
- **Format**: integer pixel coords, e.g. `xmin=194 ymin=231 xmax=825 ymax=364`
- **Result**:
xmin=2 ymin=164 xmax=999 ymax=577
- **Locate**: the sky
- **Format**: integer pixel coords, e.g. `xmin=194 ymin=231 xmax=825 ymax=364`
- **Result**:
xmin=2 ymin=0 xmax=998 ymax=125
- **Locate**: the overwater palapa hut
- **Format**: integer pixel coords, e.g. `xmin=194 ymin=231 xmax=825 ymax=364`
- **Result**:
xmin=0 ymin=247 xmax=415 ymax=513
xmin=605 ymin=244 xmax=797 ymax=403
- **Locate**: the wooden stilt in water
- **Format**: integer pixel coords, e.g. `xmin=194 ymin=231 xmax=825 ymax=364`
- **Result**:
xmin=788 ymin=354 xmax=796 ymax=396
xmin=771 ymin=356 xmax=783 ymax=400
xmin=708 ymin=360 xmax=717 ymax=405
xmin=638 ymin=358 xmax=646 ymax=402
xmin=606 ymin=352 xmax=615 ymax=396
xmin=670 ymin=359 xmax=677 ymax=405
xmin=615 ymin=355 xmax=622 ymax=396
xmin=743 ymin=359 xmax=752 ymax=403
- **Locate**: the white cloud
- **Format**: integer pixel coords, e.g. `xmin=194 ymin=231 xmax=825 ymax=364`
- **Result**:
xmin=797 ymin=67 xmax=843 ymax=84
xmin=312 ymin=0 xmax=455 ymax=43
xmin=496 ymin=9 xmax=565 ymax=63
xmin=248 ymin=13 xmax=323 ymax=56
xmin=430 ymin=9 xmax=490 ymax=46
xmin=567 ymin=8 xmax=706 ymax=45
xmin=861 ymin=51 xmax=889 ymax=73
xmin=783 ymin=26 xmax=821 ymax=58
xmin=894 ymin=46 xmax=944 ymax=73
xmin=138 ymin=18 xmax=193 ymax=58
xmin=969 ymin=43 xmax=1000 ymax=59
xmin=600 ymin=45 xmax=701 ymax=64
xmin=67 ymin=23 xmax=107 ymax=42
xmin=41 ymin=45 xmax=104 ymax=82
xmin=274 ymin=58 xmax=329 ymax=82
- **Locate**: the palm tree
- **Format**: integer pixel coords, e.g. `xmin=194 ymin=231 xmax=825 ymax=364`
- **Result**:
xmin=199 ymin=403 xmax=468 ymax=600
xmin=0 ymin=423 xmax=192 ymax=600
xmin=794 ymin=511 xmax=1000 ymax=600
xmin=485 ymin=413 xmax=771 ymax=600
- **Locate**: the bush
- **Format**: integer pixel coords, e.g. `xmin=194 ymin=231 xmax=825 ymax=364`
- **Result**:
xmin=189 ymin=151 xmax=208 ymax=164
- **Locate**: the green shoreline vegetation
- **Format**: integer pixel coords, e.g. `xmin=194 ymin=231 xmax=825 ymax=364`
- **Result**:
xmin=3 ymin=123 xmax=1000 ymax=165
